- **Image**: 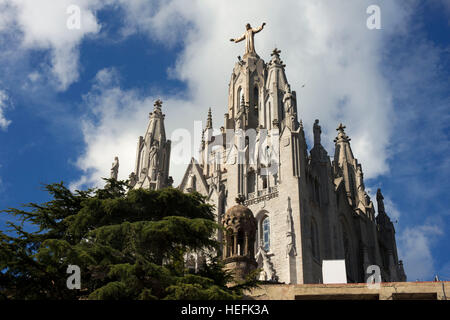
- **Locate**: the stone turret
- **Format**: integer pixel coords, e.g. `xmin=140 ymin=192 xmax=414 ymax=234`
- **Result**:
xmin=222 ymin=195 xmax=258 ymax=282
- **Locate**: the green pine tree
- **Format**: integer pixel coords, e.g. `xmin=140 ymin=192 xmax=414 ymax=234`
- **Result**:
xmin=0 ymin=179 xmax=257 ymax=300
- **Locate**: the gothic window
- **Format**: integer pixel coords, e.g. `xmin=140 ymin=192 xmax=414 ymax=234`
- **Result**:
xmin=279 ymin=93 xmax=284 ymax=121
xmin=262 ymin=175 xmax=268 ymax=189
xmin=262 ymin=217 xmax=270 ymax=251
xmin=314 ymin=179 xmax=320 ymax=204
xmin=227 ymin=229 xmax=234 ymax=257
xmin=220 ymin=196 xmax=226 ymax=216
xmin=237 ymin=229 xmax=244 ymax=256
xmin=349 ymin=173 xmax=356 ymax=203
xmin=247 ymin=171 xmax=256 ymax=194
xmin=311 ymin=219 xmax=320 ymax=260
xmin=237 ymin=87 xmax=243 ymax=110
xmin=140 ymin=147 xmax=146 ymax=172
xmin=253 ymin=86 xmax=259 ymax=109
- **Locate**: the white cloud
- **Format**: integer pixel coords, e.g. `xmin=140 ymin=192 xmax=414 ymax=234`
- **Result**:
xmin=1 ymin=0 xmax=102 ymax=90
xmin=398 ymin=224 xmax=443 ymax=281
xmin=0 ymin=90 xmax=11 ymax=130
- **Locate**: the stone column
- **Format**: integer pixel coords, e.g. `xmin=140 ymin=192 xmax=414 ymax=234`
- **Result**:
xmin=233 ymin=232 xmax=238 ymax=256
xmin=244 ymin=232 xmax=249 ymax=256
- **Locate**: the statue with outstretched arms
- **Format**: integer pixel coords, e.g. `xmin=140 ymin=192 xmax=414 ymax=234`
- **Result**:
xmin=230 ymin=22 xmax=266 ymax=54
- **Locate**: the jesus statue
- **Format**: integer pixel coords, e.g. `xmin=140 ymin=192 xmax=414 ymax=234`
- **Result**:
xmin=230 ymin=22 xmax=266 ymax=55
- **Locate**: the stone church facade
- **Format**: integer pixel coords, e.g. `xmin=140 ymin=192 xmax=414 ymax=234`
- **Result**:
xmin=124 ymin=29 xmax=406 ymax=285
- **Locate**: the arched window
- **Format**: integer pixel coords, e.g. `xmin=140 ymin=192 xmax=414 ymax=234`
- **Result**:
xmin=253 ymin=86 xmax=259 ymax=109
xmin=348 ymin=173 xmax=356 ymax=204
xmin=247 ymin=170 xmax=256 ymax=194
xmin=263 ymin=217 xmax=270 ymax=251
xmin=262 ymin=175 xmax=268 ymax=189
xmin=237 ymin=87 xmax=243 ymax=110
xmin=140 ymin=147 xmax=146 ymax=172
xmin=314 ymin=179 xmax=320 ymax=204
xmin=225 ymin=229 xmax=233 ymax=258
xmin=311 ymin=219 xmax=320 ymax=260
xmin=237 ymin=229 xmax=244 ymax=256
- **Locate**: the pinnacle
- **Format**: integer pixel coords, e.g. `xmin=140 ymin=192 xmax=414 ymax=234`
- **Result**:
xmin=336 ymin=123 xmax=346 ymax=132
xmin=269 ymin=47 xmax=285 ymax=67
xmin=154 ymin=98 xmax=163 ymax=110
xmin=334 ymin=123 xmax=351 ymax=143
xmin=206 ymin=107 xmax=213 ymax=129
xmin=271 ymin=48 xmax=281 ymax=57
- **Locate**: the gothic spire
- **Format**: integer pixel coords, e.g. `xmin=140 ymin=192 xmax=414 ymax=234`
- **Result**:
xmin=206 ymin=107 xmax=213 ymax=129
xmin=333 ymin=123 xmax=355 ymax=166
xmin=132 ymin=98 xmax=171 ymax=190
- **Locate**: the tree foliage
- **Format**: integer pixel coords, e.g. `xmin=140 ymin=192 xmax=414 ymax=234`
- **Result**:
xmin=0 ymin=179 xmax=255 ymax=300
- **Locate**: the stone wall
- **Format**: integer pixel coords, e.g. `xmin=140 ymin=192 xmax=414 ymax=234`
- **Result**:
xmin=245 ymin=281 xmax=449 ymax=300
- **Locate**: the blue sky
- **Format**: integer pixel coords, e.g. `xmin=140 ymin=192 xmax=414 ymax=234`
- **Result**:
xmin=0 ymin=0 xmax=448 ymax=282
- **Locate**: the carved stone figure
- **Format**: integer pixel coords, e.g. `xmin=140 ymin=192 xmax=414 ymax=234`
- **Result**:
xmin=149 ymin=141 xmax=159 ymax=180
xmin=286 ymin=198 xmax=297 ymax=257
xmin=187 ymin=173 xmax=196 ymax=191
xmin=128 ymin=172 xmax=137 ymax=186
xmin=377 ymin=188 xmax=385 ymax=213
xmin=255 ymin=243 xmax=277 ymax=282
xmin=283 ymin=84 xmax=294 ymax=114
xmin=259 ymin=269 xmax=267 ymax=281
xmin=313 ymin=119 xmax=321 ymax=146
xmin=356 ymin=166 xmax=368 ymax=206
xmin=230 ymin=22 xmax=266 ymax=55
xmin=356 ymin=166 xmax=364 ymax=191
xmin=110 ymin=156 xmax=119 ymax=180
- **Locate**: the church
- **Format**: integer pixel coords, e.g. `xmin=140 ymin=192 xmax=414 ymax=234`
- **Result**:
xmin=123 ymin=23 xmax=406 ymax=285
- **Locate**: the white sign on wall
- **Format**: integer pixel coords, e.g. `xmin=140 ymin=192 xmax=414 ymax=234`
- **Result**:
xmin=322 ymin=260 xmax=347 ymax=284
